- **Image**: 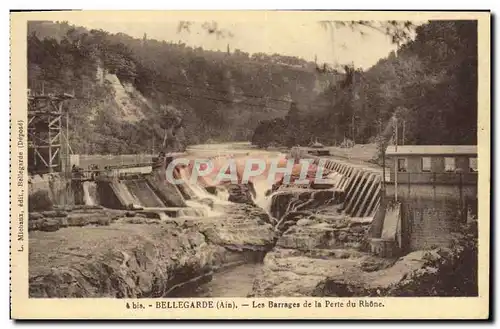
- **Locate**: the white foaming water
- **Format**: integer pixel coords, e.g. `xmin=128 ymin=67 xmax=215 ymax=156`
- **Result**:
xmin=175 ymin=167 xmax=231 ymax=217
xmin=180 ymin=144 xmax=289 ymax=217
xmin=177 ymin=167 xmax=231 ymax=206
xmin=214 ymin=186 xmax=230 ymax=202
xmin=82 ymin=181 xmax=96 ymax=206
xmin=251 ymin=178 xmax=274 ymax=213
xmin=189 ymin=180 xmax=231 ymax=205
xmin=185 ymin=200 xmax=222 ymax=217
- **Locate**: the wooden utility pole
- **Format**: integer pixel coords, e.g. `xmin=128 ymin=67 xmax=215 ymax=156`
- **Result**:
xmin=394 ymin=114 xmax=398 ymax=202
xmin=351 ymin=64 xmax=355 ymax=145
xmin=351 ymin=115 xmax=355 ymax=145
xmin=382 ymin=139 xmax=386 ymax=193
xmin=402 ymin=120 xmax=406 ymax=145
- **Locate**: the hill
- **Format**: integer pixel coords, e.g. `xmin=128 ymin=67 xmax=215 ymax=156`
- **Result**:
xmin=27 ymin=20 xmax=340 ymax=154
xmin=251 ymin=20 xmax=478 ymax=151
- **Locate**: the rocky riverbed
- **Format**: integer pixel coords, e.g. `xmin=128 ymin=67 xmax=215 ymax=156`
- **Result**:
xmin=28 ymin=184 xmax=477 ymax=298
xmin=28 ymin=202 xmax=275 ymax=298
xmin=249 ymin=186 xmax=477 ymax=297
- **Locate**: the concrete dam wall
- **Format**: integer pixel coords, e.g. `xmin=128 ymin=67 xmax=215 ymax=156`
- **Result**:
xmin=270 ymin=156 xmax=383 ymax=224
xmin=311 ymin=157 xmax=382 ymax=219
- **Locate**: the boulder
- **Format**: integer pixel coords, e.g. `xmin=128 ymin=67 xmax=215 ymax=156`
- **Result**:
xmin=227 ymin=184 xmax=255 ymax=205
xmin=97 ymin=217 xmax=111 ymax=226
xmin=116 ymin=217 xmax=161 ymax=225
xmin=39 ymin=219 xmax=60 ymax=232
xmin=28 ymin=219 xmax=44 ymax=231
xmin=58 ymin=218 xmax=69 ymax=228
xmin=40 ymin=210 xmax=58 ymax=218
xmin=29 ymin=212 xmax=44 ymax=221
xmin=66 ymin=213 xmax=111 ymax=227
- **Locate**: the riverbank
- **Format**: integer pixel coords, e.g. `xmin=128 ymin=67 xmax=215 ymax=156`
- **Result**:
xmin=29 ymin=203 xmax=275 ymax=298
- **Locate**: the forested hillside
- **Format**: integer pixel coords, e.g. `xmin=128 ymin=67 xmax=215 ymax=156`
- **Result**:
xmin=252 ymin=20 xmax=478 ymax=148
xmin=28 ymin=20 xmax=338 ymax=154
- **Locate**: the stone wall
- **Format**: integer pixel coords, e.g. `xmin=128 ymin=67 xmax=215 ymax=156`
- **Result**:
xmin=399 ymin=197 xmax=465 ymax=251
xmin=29 ymin=174 xmax=74 ymax=211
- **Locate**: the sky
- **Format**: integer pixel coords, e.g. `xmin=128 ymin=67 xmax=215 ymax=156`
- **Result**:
xmin=65 ymin=13 xmax=423 ymax=70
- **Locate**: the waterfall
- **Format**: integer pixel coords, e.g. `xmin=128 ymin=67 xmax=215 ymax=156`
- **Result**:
xmin=183 ymin=200 xmax=215 ymax=217
xmin=82 ymin=181 xmax=96 ymax=206
xmin=214 ymin=186 xmax=230 ymax=202
xmin=177 ymin=167 xmax=230 ymax=203
xmin=174 ymin=167 xmax=235 ymax=217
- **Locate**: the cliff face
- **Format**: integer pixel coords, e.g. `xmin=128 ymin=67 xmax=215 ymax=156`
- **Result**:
xmin=28 ymin=21 xmax=337 ymax=152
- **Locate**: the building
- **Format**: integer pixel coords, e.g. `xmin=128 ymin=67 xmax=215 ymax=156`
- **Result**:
xmin=382 ymin=145 xmax=478 ymax=251
xmin=384 ymin=145 xmax=477 ymax=195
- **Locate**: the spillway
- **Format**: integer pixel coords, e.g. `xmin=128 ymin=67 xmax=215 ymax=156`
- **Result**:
xmin=310 ymin=157 xmax=383 ymax=219
xmin=123 ymin=179 xmax=165 ymax=208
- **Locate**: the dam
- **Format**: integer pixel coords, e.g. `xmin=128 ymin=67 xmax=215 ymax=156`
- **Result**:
xmin=28 ymin=143 xmax=460 ymax=298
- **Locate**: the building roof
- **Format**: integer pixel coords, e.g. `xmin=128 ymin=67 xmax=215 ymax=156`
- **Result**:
xmin=385 ymin=145 xmax=477 ymax=156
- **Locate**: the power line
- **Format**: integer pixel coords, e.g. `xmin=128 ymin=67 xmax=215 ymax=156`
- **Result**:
xmin=157 ymin=78 xmax=294 ymax=104
xmin=142 ymin=76 xmax=348 ymax=112
xmin=147 ymin=73 xmax=322 ymax=105
xmin=163 ymin=89 xmax=290 ymax=112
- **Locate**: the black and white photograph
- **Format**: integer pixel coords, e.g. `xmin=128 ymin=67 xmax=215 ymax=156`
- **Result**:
xmin=9 ymin=10 xmax=490 ymax=320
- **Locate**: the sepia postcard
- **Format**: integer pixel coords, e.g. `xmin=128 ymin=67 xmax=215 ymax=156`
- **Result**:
xmin=10 ymin=10 xmax=491 ymax=320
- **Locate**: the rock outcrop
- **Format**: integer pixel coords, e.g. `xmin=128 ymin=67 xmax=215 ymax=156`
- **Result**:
xmin=249 ymin=185 xmax=415 ymax=297
xmin=29 ymin=204 xmax=275 ymax=298
xmin=250 ymin=206 xmax=380 ymax=297
xmin=226 ymin=184 xmax=256 ymax=205
xmin=250 ymin=187 xmax=478 ymax=297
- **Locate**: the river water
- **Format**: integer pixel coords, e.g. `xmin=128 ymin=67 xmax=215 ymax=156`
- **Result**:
xmin=185 ymin=142 xmax=286 ymax=211
xmin=194 ymin=264 xmax=264 ymax=297
xmin=184 ymin=142 xmax=282 ymax=297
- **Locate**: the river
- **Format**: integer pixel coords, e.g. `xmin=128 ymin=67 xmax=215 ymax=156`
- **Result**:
xmin=184 ymin=142 xmax=282 ymax=297
xmin=185 ymin=142 xmax=287 ymax=210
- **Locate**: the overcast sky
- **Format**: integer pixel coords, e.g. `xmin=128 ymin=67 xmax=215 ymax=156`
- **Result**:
xmin=65 ymin=13 xmax=423 ymax=70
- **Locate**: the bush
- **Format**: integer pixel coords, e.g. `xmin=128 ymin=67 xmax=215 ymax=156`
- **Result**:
xmin=388 ymin=220 xmax=478 ymax=296
xmin=28 ymin=190 xmax=53 ymax=212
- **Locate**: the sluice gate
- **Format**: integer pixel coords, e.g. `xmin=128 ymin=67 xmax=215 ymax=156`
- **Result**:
xmin=309 ymin=156 xmax=383 ymax=219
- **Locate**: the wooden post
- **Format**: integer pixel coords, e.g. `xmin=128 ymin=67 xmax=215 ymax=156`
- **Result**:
xmin=402 ymin=120 xmax=406 ymax=145
xmin=408 ymin=172 xmax=411 ymax=197
xmin=351 ymin=115 xmax=355 ymax=144
xmin=394 ymin=115 xmax=398 ymax=202
xmin=66 ymin=110 xmax=70 ymax=172
xmin=48 ymin=114 xmax=52 ymax=173
xmin=382 ymin=143 xmax=386 ymax=194
xmin=459 ymin=172 xmax=464 ymax=222
xmin=433 ymin=172 xmax=437 ymax=200
xmin=65 ymin=110 xmax=70 ymax=204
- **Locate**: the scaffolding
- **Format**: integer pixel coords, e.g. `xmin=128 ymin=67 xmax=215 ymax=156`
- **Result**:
xmin=27 ymin=91 xmax=74 ymax=175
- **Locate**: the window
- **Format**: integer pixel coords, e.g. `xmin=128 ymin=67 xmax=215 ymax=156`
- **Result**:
xmin=421 ymin=157 xmax=431 ymax=172
xmin=469 ymin=157 xmax=478 ymax=172
xmin=385 ymin=168 xmax=391 ymax=182
xmin=444 ymin=157 xmax=456 ymax=172
xmin=397 ymin=158 xmax=407 ymax=172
